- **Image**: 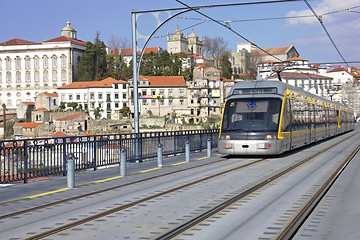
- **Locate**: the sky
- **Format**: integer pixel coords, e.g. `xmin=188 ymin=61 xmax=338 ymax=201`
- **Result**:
xmin=1 ymin=0 xmax=360 ymax=66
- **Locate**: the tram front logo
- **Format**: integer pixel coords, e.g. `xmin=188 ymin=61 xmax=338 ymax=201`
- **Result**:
xmin=247 ymin=101 xmax=257 ymax=111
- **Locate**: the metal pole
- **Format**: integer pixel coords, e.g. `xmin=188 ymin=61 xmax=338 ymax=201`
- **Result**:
xmin=185 ymin=139 xmax=190 ymax=162
xmin=2 ymin=103 xmax=6 ymax=140
xmin=67 ymin=154 xmax=75 ymax=188
xmin=157 ymin=143 xmax=163 ymax=168
xmin=207 ymin=138 xmax=211 ymax=157
xmin=120 ymin=148 xmax=127 ymax=176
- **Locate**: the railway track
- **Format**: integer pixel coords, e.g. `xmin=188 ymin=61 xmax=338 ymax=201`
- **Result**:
xmin=0 ymin=131 xmax=357 ymax=239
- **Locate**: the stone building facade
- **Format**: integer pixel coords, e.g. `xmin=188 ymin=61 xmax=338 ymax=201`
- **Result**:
xmin=167 ymin=27 xmax=203 ymax=56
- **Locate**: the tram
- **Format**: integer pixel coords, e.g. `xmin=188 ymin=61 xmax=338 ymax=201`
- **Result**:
xmin=218 ymin=80 xmax=355 ymax=155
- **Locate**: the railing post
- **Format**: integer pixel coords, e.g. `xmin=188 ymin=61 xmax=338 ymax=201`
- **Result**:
xmin=157 ymin=142 xmax=163 ymax=168
xmin=207 ymin=138 xmax=211 ymax=158
xmin=93 ymin=136 xmax=97 ymax=171
xmin=62 ymin=139 xmax=67 ymax=176
xmin=23 ymin=140 xmax=28 ymax=184
xmin=185 ymin=139 xmax=190 ymax=162
xmin=120 ymin=148 xmax=127 ymax=176
xmin=67 ymin=153 xmax=75 ymax=188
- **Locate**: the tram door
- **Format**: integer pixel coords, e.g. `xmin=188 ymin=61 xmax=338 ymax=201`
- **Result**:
xmin=305 ymin=103 xmax=312 ymax=144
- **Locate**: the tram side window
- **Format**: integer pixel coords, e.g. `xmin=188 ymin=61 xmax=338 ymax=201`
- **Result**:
xmin=281 ymin=99 xmax=291 ymax=132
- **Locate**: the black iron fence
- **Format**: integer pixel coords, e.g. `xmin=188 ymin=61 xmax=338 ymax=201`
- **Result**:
xmin=0 ymin=129 xmax=219 ymax=184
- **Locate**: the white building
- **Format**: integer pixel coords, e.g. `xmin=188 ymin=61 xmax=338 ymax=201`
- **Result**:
xmin=0 ymin=20 xmax=86 ymax=110
xmin=57 ymin=77 xmax=129 ymax=120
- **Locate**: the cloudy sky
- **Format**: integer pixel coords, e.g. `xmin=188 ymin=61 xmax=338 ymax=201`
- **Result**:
xmin=1 ymin=0 xmax=359 ymax=66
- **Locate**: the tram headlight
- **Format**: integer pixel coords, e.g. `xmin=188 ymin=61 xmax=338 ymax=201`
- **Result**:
xmin=265 ymin=135 xmax=277 ymax=140
xmin=220 ymin=135 xmax=231 ymax=140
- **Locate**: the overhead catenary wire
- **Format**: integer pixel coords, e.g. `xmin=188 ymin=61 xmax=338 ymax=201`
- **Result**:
xmin=304 ymin=0 xmax=350 ymax=69
xmin=174 ymin=0 xmax=285 ymax=62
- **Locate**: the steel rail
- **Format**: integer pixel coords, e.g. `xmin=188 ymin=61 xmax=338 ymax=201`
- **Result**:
xmin=24 ymin=158 xmax=268 ymax=240
xmin=156 ymin=132 xmax=357 ymax=239
xmin=278 ymin=145 xmax=360 ymax=239
xmin=0 ymin=156 xmax=228 ymax=219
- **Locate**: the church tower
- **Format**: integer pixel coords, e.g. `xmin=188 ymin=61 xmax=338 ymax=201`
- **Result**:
xmin=187 ymin=29 xmax=203 ymax=56
xmin=61 ymin=20 xmax=77 ymax=39
xmin=167 ymin=26 xmax=188 ymax=54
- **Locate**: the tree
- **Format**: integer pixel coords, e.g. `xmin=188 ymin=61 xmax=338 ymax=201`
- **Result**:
xmin=67 ymin=102 xmax=78 ymax=111
xmin=76 ymin=32 xmax=108 ymax=81
xmin=58 ymin=102 xmax=66 ymax=111
xmin=94 ymin=107 xmax=103 ymax=119
xmin=203 ymin=36 xmax=229 ymax=69
xmin=220 ymin=51 xmax=232 ymax=79
xmin=119 ymin=106 xmax=130 ymax=118
xmin=247 ymin=51 xmax=264 ymax=80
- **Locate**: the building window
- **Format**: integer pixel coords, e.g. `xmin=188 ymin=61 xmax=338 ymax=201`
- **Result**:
xmin=52 ymin=56 xmax=57 ymax=68
xmin=52 ymin=71 xmax=57 ymax=81
xmin=25 ymin=57 xmax=31 ymax=69
xmin=142 ymin=99 xmax=147 ymax=105
xmin=76 ymin=95 xmax=80 ymax=100
xmin=61 ymin=55 xmax=67 ymax=68
xmin=152 ymin=99 xmax=156 ymax=105
xmin=84 ymin=94 xmax=87 ymax=100
xmin=169 ymin=99 xmax=173 ymax=105
xmin=44 ymin=84 xmax=49 ymax=87
xmin=6 ymin=58 xmax=11 ymax=70
xmin=26 ymin=71 xmax=31 ymax=82
xmin=34 ymin=56 xmax=39 ymax=69
xmin=180 ymin=99 xmax=184 ymax=105
xmin=44 ymin=71 xmax=48 ymax=82
xmin=61 ymin=70 xmax=66 ymax=81
xmin=98 ymin=93 xmax=102 ymax=99
xmin=26 ymin=84 xmax=30 ymax=88
xmin=69 ymin=95 xmax=73 ymax=100
xmin=43 ymin=56 xmax=48 ymax=68
xmin=123 ymin=84 xmax=126 ymax=89
xmin=115 ymin=93 xmax=119 ymax=99
xmin=6 ymin=72 xmax=11 ymax=83
xmin=61 ymin=94 xmax=65 ymax=100
xmin=115 ymin=102 xmax=119 ymax=108
xmin=34 ymin=71 xmax=40 ymax=82
xmin=114 ymin=84 xmax=118 ymax=89
xmin=90 ymin=103 xmax=95 ymax=109
xmin=123 ymin=103 xmax=127 ymax=107
xmin=16 ymin=72 xmax=21 ymax=83
xmin=123 ymin=93 xmax=126 ymax=99
xmin=90 ymin=93 xmax=94 ymax=99
xmin=16 ymin=85 xmax=21 ymax=89
xmin=151 ymin=89 xmax=156 ymax=95
xmin=15 ymin=57 xmax=21 ymax=70
xmin=160 ymin=99 xmax=164 ymax=105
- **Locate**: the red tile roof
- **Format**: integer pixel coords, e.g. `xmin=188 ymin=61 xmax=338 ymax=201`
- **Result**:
xmin=252 ymin=46 xmax=292 ymax=55
xmin=221 ymin=78 xmax=234 ymax=82
xmin=121 ymin=47 xmax=162 ymax=56
xmin=260 ymin=60 xmax=278 ymax=64
xmin=0 ymin=38 xmax=39 ymax=46
xmin=43 ymin=36 xmax=87 ymax=45
xmin=58 ymin=77 xmax=127 ymax=89
xmin=56 ymin=112 xmax=85 ymax=121
xmin=269 ymin=72 xmax=332 ymax=80
xmin=36 ymin=108 xmax=48 ymax=111
xmin=14 ymin=122 xmax=43 ymax=128
xmin=138 ymin=76 xmax=186 ymax=87
xmin=43 ymin=93 xmax=58 ymax=97
xmin=22 ymin=102 xmax=35 ymax=105
xmin=50 ymin=131 xmax=68 ymax=137
xmin=284 ymin=57 xmax=308 ymax=62
xmin=327 ymin=67 xmax=349 ymax=73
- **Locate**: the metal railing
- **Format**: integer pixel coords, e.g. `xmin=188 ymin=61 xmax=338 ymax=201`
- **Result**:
xmin=0 ymin=129 xmax=219 ymax=184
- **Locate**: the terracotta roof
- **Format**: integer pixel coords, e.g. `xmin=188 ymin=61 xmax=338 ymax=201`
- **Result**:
xmin=36 ymin=108 xmax=48 ymax=111
xmin=43 ymin=93 xmax=58 ymax=97
xmin=269 ymin=72 xmax=333 ymax=80
xmin=121 ymin=47 xmax=162 ymax=56
xmin=22 ymin=102 xmax=35 ymax=105
xmin=252 ymin=46 xmax=292 ymax=55
xmin=137 ymin=76 xmax=186 ymax=87
xmin=14 ymin=122 xmax=43 ymax=128
xmin=50 ymin=131 xmax=68 ymax=137
xmin=284 ymin=57 xmax=308 ymax=62
xmin=43 ymin=36 xmax=87 ymax=45
xmin=221 ymin=78 xmax=234 ymax=82
xmin=0 ymin=38 xmax=39 ymax=46
xmin=58 ymin=77 xmax=128 ymax=89
xmin=327 ymin=67 xmax=349 ymax=73
xmin=56 ymin=112 xmax=85 ymax=121
xmin=260 ymin=60 xmax=278 ymax=64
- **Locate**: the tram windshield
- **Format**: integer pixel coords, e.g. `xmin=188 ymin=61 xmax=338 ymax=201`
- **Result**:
xmin=222 ymin=98 xmax=282 ymax=132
